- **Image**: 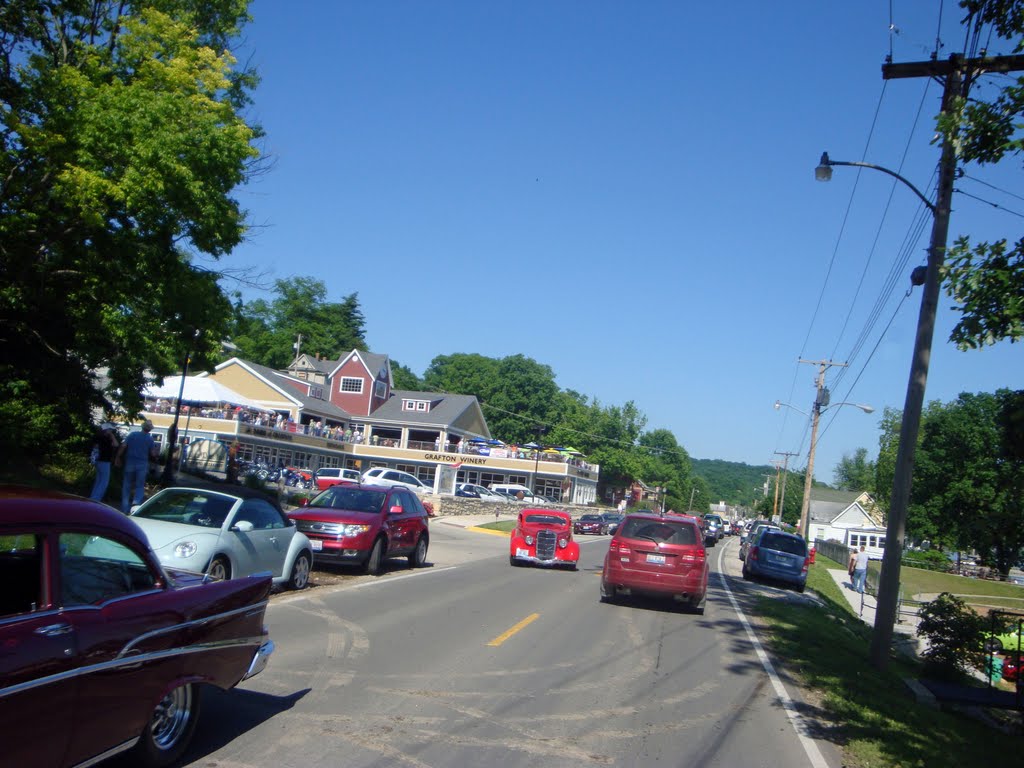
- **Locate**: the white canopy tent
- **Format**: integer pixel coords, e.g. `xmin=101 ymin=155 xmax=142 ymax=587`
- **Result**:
xmin=143 ymin=376 xmax=272 ymax=412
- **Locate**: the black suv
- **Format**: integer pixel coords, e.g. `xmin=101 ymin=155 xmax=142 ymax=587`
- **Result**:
xmin=289 ymin=484 xmax=430 ymax=574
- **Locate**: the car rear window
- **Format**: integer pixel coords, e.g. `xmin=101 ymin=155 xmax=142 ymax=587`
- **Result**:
xmin=620 ymin=518 xmax=697 ymax=545
xmin=311 ymin=487 xmax=386 ymax=513
xmin=758 ymin=533 xmax=806 ymax=556
xmin=524 ymin=514 xmax=566 ymax=526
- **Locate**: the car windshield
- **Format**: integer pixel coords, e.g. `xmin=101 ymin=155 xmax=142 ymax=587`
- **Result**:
xmin=620 ymin=518 xmax=697 ymax=545
xmin=133 ymin=489 xmax=235 ymax=528
xmin=524 ymin=514 xmax=566 ymax=526
xmin=581 ymin=515 xmax=602 ymax=521
xmin=310 ymin=487 xmax=387 ymax=513
xmin=759 ymin=533 xmax=806 ymax=555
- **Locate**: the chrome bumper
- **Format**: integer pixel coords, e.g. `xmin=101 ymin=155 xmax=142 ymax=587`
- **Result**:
xmin=243 ymin=638 xmax=275 ymax=680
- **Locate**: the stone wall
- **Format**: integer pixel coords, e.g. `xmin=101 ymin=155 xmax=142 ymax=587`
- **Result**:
xmin=427 ymin=495 xmax=606 ymax=518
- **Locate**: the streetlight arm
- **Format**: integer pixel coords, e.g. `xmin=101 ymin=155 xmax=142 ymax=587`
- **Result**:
xmin=816 ymin=152 xmax=936 ymax=214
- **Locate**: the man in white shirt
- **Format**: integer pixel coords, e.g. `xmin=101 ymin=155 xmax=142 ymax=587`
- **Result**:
xmin=852 ymin=544 xmax=870 ymax=594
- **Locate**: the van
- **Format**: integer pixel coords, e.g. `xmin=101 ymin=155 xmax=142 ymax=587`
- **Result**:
xmin=490 ymin=484 xmax=550 ymax=505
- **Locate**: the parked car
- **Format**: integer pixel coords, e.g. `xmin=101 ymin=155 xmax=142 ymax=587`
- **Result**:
xmin=0 ymin=487 xmax=275 ymax=768
xmin=601 ymin=512 xmax=625 ymax=535
xmin=128 ymin=485 xmax=313 ymax=589
xmin=361 ymin=467 xmax=432 ymax=494
xmin=509 ymin=509 xmax=579 ymax=569
xmin=982 ymin=621 xmax=1024 ymax=653
xmin=739 ymin=520 xmax=779 ymax=561
xmin=574 ymin=513 xmax=608 ymax=535
xmin=289 ymin=484 xmax=430 ymax=574
xmin=600 ymin=511 xmax=708 ymax=613
xmin=703 ymin=514 xmax=725 ymax=544
xmin=314 ymin=466 xmax=361 ymax=490
xmin=491 ymin=483 xmax=551 ymax=505
xmin=741 ymin=529 xmax=809 ymax=592
xmin=455 ymin=482 xmax=504 ymax=502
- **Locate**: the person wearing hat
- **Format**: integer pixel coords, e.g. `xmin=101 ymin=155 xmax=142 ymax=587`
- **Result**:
xmin=116 ymin=419 xmax=158 ymax=513
xmin=88 ymin=422 xmax=121 ymax=502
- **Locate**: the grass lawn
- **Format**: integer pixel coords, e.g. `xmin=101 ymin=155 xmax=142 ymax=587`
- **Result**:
xmin=867 ymin=560 xmax=1024 ymax=603
xmin=757 ymin=556 xmax=1024 ymax=767
xmin=475 ymin=520 xmax=516 ymax=533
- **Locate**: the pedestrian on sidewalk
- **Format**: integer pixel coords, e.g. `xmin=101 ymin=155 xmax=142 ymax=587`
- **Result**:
xmin=851 ymin=544 xmax=869 ymax=594
xmin=89 ymin=422 xmax=120 ymax=502
xmin=116 ymin=420 xmax=157 ymax=513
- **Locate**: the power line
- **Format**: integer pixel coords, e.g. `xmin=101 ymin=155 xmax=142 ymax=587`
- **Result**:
xmin=954 ymin=187 xmax=1024 ymax=218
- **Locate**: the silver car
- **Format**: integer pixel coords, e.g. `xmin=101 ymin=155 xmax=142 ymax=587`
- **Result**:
xmin=130 ymin=486 xmax=313 ymax=589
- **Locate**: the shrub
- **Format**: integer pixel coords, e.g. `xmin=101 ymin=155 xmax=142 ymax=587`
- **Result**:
xmin=916 ymin=592 xmax=986 ymax=678
xmin=902 ymin=549 xmax=953 ymax=572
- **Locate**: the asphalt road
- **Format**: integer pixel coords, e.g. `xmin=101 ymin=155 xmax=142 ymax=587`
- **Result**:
xmin=174 ymin=525 xmax=841 ymax=768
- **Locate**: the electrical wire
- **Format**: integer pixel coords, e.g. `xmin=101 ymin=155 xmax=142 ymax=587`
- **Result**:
xmin=961 ymin=172 xmax=1024 ymax=204
xmin=955 ymin=188 xmax=1024 ymax=218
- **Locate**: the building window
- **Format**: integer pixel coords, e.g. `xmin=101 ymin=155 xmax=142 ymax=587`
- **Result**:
xmin=869 ymin=536 xmax=877 ymax=547
xmin=341 ymin=377 xmax=363 ymax=394
xmin=878 ymin=537 xmax=886 ymax=548
xmin=416 ymin=401 xmax=427 ymax=411
xmin=374 ymin=380 xmax=386 ymax=399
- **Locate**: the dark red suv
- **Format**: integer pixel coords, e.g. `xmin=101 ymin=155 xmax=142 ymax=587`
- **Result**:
xmin=288 ymin=484 xmax=429 ymax=574
xmin=600 ymin=511 xmax=709 ymax=613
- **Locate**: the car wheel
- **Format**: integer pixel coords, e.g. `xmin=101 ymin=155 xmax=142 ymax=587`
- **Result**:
xmin=132 ymin=682 xmax=201 ymax=768
xmin=408 ymin=535 xmax=428 ymax=567
xmin=742 ymin=565 xmax=751 ymax=581
xmin=691 ymin=597 xmax=705 ymax=615
xmin=984 ymin=637 xmax=1004 ymax=653
xmin=363 ymin=538 xmax=385 ymax=576
xmin=207 ymin=555 xmax=230 ymax=581
xmin=599 ymin=580 xmax=616 ymax=603
xmin=509 ymin=555 xmax=521 ymax=567
xmin=289 ymin=551 xmax=311 ymax=590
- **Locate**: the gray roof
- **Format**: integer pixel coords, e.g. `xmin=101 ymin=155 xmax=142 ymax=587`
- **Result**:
xmin=363 ymin=389 xmax=482 ymax=429
xmin=291 ymin=354 xmax=336 ymax=375
xmin=808 ymin=489 xmax=875 ymax=524
xmin=231 ymin=359 xmax=354 ymax=421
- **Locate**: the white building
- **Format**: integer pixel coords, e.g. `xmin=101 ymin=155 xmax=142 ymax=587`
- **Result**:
xmin=808 ymin=489 xmax=887 ymax=559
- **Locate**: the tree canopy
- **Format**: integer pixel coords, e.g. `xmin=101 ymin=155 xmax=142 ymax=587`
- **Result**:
xmin=940 ymin=1 xmax=1024 ymax=348
xmin=1 ymin=1 xmax=258 ymax=460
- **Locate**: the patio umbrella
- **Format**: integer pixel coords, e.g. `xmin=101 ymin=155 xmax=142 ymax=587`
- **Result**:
xmin=523 ymin=442 xmax=541 ymax=449
xmin=143 ymin=376 xmax=272 ymax=411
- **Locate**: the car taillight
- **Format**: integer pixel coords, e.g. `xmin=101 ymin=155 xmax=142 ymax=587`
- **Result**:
xmin=802 ymin=556 xmax=810 ymax=572
xmin=609 ymin=539 xmax=630 ymax=554
xmin=749 ymin=546 xmax=759 ymax=561
xmin=680 ymin=550 xmax=704 ymax=564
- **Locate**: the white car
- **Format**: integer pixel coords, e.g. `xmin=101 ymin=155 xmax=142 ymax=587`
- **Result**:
xmin=456 ymin=483 xmax=505 ymax=502
xmin=361 ymin=467 xmax=432 ymax=494
xmin=124 ymin=485 xmax=313 ymax=588
xmin=490 ymin=483 xmax=550 ymax=505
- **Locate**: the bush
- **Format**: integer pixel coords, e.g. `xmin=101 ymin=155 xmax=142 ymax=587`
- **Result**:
xmin=916 ymin=592 xmax=986 ymax=678
xmin=902 ymin=549 xmax=953 ymax=572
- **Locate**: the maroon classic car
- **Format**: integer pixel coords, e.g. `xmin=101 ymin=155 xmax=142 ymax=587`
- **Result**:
xmin=0 ymin=487 xmax=275 ymax=768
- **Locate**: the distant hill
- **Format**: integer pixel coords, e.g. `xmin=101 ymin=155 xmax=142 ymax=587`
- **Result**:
xmin=692 ymin=458 xmax=775 ymax=509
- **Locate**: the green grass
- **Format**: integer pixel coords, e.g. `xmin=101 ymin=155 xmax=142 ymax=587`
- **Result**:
xmin=475 ymin=520 xmax=516 ymax=533
xmin=867 ymin=560 xmax=1024 ymax=605
xmin=758 ymin=591 xmax=1023 ymax=768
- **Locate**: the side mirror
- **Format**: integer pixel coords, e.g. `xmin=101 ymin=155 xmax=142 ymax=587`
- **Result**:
xmin=232 ymin=520 xmax=255 ymax=533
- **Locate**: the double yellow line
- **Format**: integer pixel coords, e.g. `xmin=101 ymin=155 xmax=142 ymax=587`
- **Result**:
xmin=487 ymin=613 xmax=540 ymax=647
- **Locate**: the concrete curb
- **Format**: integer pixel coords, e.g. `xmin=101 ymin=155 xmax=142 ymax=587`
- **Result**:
xmin=902 ymin=677 xmax=939 ymax=709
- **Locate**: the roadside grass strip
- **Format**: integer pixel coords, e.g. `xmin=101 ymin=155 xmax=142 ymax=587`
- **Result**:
xmin=755 ymin=557 xmax=1022 ymax=768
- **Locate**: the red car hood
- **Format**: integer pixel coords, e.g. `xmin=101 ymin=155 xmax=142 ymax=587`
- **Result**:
xmin=289 ymin=508 xmax=379 ymax=524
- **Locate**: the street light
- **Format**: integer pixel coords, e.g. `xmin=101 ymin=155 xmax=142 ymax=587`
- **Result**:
xmin=160 ymin=329 xmax=201 ymax=486
xmin=774 ymin=397 xmax=874 ymax=539
xmin=815 ymin=143 xmax=955 ymax=671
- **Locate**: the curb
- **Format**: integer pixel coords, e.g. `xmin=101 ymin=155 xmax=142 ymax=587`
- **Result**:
xmin=902 ymin=677 xmax=939 ymax=709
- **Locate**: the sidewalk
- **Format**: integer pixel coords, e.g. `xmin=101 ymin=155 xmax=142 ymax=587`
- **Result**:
xmin=825 ymin=569 xmax=925 ymax=658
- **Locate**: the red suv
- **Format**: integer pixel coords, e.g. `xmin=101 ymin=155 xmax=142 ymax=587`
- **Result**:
xmin=288 ymin=484 xmax=429 ymax=574
xmin=600 ymin=511 xmax=709 ymax=613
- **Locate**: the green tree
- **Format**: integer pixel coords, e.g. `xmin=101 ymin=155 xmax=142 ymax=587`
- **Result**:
xmin=0 ymin=1 xmax=258 ymax=462
xmin=389 ymin=360 xmax=423 ymax=391
xmin=938 ymin=2 xmax=1024 ymax=348
xmin=833 ymin=447 xmax=876 ymax=493
xmin=229 ymin=278 xmax=366 ymax=368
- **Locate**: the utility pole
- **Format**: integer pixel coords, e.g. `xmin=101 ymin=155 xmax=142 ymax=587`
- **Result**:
xmin=869 ymin=52 xmax=1024 ymax=671
xmin=797 ymin=359 xmax=847 ymax=540
xmin=771 ymin=462 xmax=782 ymax=519
xmin=293 ymin=333 xmax=303 ymax=362
xmin=774 ymin=451 xmax=798 ymax=523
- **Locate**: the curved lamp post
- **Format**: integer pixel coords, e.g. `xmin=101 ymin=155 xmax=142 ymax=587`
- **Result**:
xmin=815 ymin=141 xmax=955 ymax=671
xmin=774 ymin=398 xmax=874 ymax=539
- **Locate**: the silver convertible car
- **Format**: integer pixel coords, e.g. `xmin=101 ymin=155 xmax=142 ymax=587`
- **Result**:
xmin=129 ymin=485 xmax=314 ymax=589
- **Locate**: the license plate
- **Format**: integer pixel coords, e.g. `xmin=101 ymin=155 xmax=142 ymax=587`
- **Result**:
xmin=310 ymin=539 xmax=323 ymax=551
xmin=516 ymin=548 xmax=530 ymax=557
xmin=646 ymin=554 xmax=666 ymax=564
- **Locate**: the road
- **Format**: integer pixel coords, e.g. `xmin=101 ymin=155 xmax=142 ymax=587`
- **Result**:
xmin=173 ymin=524 xmax=840 ymax=768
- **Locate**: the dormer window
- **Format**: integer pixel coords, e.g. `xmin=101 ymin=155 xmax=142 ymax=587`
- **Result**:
xmin=340 ymin=377 xmax=363 ymax=394
xmin=402 ymin=399 xmax=430 ymax=412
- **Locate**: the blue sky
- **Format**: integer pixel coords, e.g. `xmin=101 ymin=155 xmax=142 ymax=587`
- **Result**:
xmin=227 ymin=1 xmax=1022 ymax=487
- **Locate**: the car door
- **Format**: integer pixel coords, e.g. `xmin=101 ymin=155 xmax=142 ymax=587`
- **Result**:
xmin=0 ymin=531 xmax=75 ymax=768
xmin=232 ymin=498 xmax=290 ymax=577
xmin=385 ymin=490 xmax=414 ymax=553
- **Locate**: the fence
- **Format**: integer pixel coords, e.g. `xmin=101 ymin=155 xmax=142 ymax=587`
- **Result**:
xmin=814 ymin=539 xmax=850 ymax=566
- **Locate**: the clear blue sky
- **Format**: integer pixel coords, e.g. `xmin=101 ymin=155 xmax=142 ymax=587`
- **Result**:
xmin=228 ymin=1 xmax=1022 ymax=488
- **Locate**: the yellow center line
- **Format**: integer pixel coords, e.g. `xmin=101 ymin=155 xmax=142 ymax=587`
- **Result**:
xmin=487 ymin=613 xmax=540 ymax=647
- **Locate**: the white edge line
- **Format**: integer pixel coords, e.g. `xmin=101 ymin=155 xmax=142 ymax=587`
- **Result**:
xmin=716 ymin=543 xmax=830 ymax=768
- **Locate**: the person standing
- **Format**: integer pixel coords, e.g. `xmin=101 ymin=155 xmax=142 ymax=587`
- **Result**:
xmin=116 ymin=420 xmax=157 ymax=513
xmin=89 ymin=423 xmax=120 ymax=502
xmin=851 ymin=544 xmax=870 ymax=594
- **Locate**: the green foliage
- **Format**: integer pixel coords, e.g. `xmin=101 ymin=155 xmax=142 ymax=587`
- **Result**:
xmin=691 ymin=458 xmax=773 ymax=508
xmin=390 ymin=360 xmax=423 ymax=391
xmin=936 ymin=3 xmax=1024 ymax=349
xmin=916 ymin=592 xmax=986 ymax=679
xmin=229 ymin=279 xmax=367 ymax=367
xmin=902 ymin=549 xmax=954 ymax=572
xmin=833 ymin=447 xmax=875 ymax=493
xmin=1 ymin=1 xmax=258 ymax=462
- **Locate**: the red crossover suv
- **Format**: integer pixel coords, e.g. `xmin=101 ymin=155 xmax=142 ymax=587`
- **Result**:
xmin=289 ymin=484 xmax=430 ymax=575
xmin=600 ymin=511 xmax=709 ymax=613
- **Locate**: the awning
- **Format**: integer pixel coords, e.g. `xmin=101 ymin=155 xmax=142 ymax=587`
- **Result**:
xmin=143 ymin=376 xmax=272 ymax=412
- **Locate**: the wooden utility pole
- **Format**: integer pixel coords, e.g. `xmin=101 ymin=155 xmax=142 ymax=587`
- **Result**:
xmin=870 ymin=52 xmax=1024 ymax=671
xmin=796 ymin=359 xmax=847 ymax=540
xmin=774 ymin=451 xmax=798 ymax=523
